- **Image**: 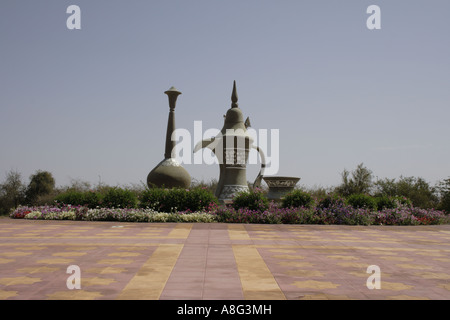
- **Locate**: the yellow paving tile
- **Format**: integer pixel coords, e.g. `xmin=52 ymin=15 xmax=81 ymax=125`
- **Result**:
xmin=433 ymin=258 xmax=450 ymax=262
xmin=116 ymin=247 xmax=148 ymax=251
xmin=0 ymin=276 xmax=41 ymax=286
xmin=285 ymin=270 xmax=325 ymax=277
xmin=414 ymin=272 xmax=450 ymax=280
xmin=268 ymin=249 xmax=298 ymax=254
xmin=336 ymin=237 xmax=362 ymax=240
xmin=17 ymin=266 xmax=60 ymax=274
xmin=13 ymin=246 xmax=47 ymax=251
xmin=272 ymin=254 xmax=305 ymax=260
xmin=0 ymin=252 xmax=33 ymax=257
xmin=96 ymin=259 xmax=134 ymax=265
xmin=108 ymin=252 xmax=141 ymax=257
xmin=366 ymin=250 xmax=398 ymax=256
xmin=86 ymin=267 xmax=128 ymax=274
xmin=278 ymin=261 xmax=314 ymax=268
xmin=228 ymin=225 xmax=251 ymax=240
xmin=81 ymin=277 xmax=117 ymax=286
xmin=52 ymin=252 xmax=87 ymax=257
xmin=380 ymin=282 xmax=415 ymax=291
xmin=232 ymin=245 xmax=285 ymax=300
xmin=415 ymin=251 xmax=446 ymax=257
xmin=0 ymin=290 xmax=18 ymax=299
xmin=300 ymin=293 xmax=354 ymax=300
xmin=64 ymin=246 xmax=98 ymax=251
xmin=337 ymin=262 xmax=373 ymax=269
xmin=0 ymin=258 xmax=15 ymax=264
xmin=379 ymin=256 xmax=413 ymax=261
xmin=387 ymin=295 xmax=429 ymax=300
xmin=437 ymin=283 xmax=450 ymax=291
xmin=348 ymin=271 xmax=391 ymax=278
xmin=46 ymin=290 xmax=103 ymax=300
xmin=117 ymin=244 xmax=183 ymax=300
xmin=395 ymin=263 xmax=434 ymax=270
xmin=292 ymin=280 xmax=340 ymax=289
xmin=326 ymin=255 xmax=359 ymax=260
xmin=36 ymin=258 xmax=74 ymax=264
xmin=167 ymin=224 xmax=192 ymax=239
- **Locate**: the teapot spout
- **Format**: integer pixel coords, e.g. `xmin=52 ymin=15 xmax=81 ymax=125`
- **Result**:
xmin=193 ymin=137 xmax=215 ymax=153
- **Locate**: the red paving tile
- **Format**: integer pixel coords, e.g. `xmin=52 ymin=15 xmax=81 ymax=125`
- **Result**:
xmin=0 ymin=217 xmax=449 ymax=300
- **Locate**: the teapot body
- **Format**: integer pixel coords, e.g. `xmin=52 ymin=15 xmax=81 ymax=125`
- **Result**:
xmin=214 ymin=134 xmax=252 ymax=203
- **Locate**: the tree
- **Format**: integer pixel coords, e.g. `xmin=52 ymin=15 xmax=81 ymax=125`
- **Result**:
xmin=25 ymin=170 xmax=55 ymax=205
xmin=335 ymin=163 xmax=373 ymax=197
xmin=437 ymin=177 xmax=450 ymax=214
xmin=374 ymin=176 xmax=438 ymax=209
xmin=0 ymin=170 xmax=26 ymax=215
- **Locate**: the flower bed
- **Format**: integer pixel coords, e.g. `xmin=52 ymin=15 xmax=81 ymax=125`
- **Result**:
xmin=10 ymin=205 xmax=80 ymax=220
xmin=10 ymin=205 xmax=216 ymax=223
xmin=9 ymin=202 xmax=448 ymax=225
xmin=212 ymin=202 xmax=447 ymax=225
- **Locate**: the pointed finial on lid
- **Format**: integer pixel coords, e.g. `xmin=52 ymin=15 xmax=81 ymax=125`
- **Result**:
xmin=231 ymin=80 xmax=238 ymax=108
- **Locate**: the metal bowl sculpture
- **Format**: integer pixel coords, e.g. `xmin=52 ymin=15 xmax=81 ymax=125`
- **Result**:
xmin=263 ymin=176 xmax=300 ymax=201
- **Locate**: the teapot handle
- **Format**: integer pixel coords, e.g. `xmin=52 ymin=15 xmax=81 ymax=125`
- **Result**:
xmin=252 ymin=145 xmax=266 ymax=189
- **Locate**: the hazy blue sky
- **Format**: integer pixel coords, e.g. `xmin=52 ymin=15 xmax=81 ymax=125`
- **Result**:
xmin=1 ymin=0 xmax=449 ymax=189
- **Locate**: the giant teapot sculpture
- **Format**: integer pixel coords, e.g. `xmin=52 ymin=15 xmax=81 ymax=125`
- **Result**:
xmin=194 ymin=81 xmax=266 ymax=203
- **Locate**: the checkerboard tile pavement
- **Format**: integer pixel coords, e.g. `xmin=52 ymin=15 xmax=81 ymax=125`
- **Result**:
xmin=1 ymin=218 xmax=449 ymax=300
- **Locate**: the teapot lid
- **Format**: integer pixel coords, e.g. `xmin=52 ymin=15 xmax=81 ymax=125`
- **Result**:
xmin=222 ymin=81 xmax=246 ymax=132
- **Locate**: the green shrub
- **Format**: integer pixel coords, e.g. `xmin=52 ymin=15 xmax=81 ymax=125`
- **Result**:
xmin=281 ymin=190 xmax=314 ymax=208
xmin=317 ymin=194 xmax=345 ymax=209
xmin=83 ymin=191 xmax=103 ymax=208
xmin=374 ymin=195 xmax=410 ymax=210
xmin=232 ymin=189 xmax=269 ymax=212
xmin=55 ymin=190 xmax=86 ymax=207
xmin=393 ymin=196 xmax=412 ymax=207
xmin=374 ymin=195 xmax=396 ymax=210
xmin=139 ymin=187 xmax=217 ymax=212
xmin=102 ymin=188 xmax=137 ymax=208
xmin=54 ymin=190 xmax=102 ymax=208
xmin=346 ymin=194 xmax=377 ymax=210
xmin=182 ymin=188 xmax=218 ymax=212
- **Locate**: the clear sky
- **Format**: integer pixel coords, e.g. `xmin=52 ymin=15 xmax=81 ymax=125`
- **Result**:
xmin=1 ymin=0 xmax=449 ymax=189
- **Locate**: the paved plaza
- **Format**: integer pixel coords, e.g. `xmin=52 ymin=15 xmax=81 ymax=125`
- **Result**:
xmin=0 ymin=217 xmax=449 ymax=300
